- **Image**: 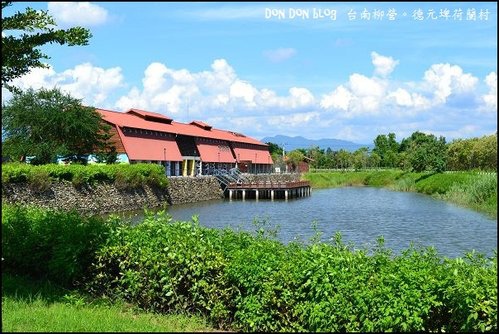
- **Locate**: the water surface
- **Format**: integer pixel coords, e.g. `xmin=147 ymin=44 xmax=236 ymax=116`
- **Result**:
xmin=120 ymin=187 xmax=497 ymax=258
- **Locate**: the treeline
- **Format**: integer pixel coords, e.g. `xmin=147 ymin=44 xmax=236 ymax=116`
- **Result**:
xmin=269 ymin=132 xmax=497 ymax=173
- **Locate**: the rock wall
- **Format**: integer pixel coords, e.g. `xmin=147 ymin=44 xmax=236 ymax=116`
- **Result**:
xmin=2 ymin=176 xmax=223 ymax=215
xmin=1 ymin=173 xmax=302 ymax=215
xmin=167 ymin=176 xmax=224 ymax=204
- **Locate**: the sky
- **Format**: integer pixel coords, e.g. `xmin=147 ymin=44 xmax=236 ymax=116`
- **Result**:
xmin=2 ymin=2 xmax=497 ymax=145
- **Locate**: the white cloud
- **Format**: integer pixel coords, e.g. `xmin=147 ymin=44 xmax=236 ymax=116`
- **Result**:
xmin=320 ymin=85 xmax=352 ymax=110
xmin=3 ymin=52 xmax=494 ymax=144
xmin=482 ymin=72 xmax=497 ymax=110
xmin=423 ymin=63 xmax=478 ymax=104
xmin=8 ymin=63 xmax=124 ymax=106
xmin=371 ymin=51 xmax=399 ymax=77
xmin=48 ymin=2 xmax=109 ymax=26
xmin=320 ymin=57 xmax=480 ymax=121
xmin=115 ymin=59 xmax=316 ymax=118
xmin=321 ymin=73 xmax=387 ymax=116
xmin=387 ymin=88 xmax=412 ymax=107
xmin=263 ymin=48 xmax=297 ymax=63
xmin=230 ymin=80 xmax=257 ymax=105
xmin=386 ymin=88 xmax=430 ymax=109
xmin=267 ymin=112 xmax=321 ymax=127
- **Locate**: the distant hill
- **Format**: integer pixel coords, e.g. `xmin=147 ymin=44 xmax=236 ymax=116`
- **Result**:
xmin=261 ymin=135 xmax=370 ymax=152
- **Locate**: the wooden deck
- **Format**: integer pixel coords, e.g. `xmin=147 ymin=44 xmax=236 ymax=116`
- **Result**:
xmin=226 ymin=180 xmax=311 ymax=200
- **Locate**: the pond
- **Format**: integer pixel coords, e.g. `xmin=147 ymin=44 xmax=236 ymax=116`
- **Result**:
xmin=118 ymin=187 xmax=497 ymax=258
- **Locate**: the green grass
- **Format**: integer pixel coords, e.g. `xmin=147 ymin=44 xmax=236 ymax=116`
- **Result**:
xmin=1 ymin=273 xmax=214 ymax=332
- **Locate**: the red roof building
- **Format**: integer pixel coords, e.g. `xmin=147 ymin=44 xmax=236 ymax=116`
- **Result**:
xmin=97 ymin=108 xmax=273 ymax=176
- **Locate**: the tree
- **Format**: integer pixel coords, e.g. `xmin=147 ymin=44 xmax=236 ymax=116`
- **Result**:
xmin=2 ymin=88 xmax=114 ymax=164
xmin=266 ymin=142 xmax=283 ymax=157
xmin=373 ymin=133 xmax=399 ymax=167
xmin=336 ymin=149 xmax=352 ymax=170
xmin=286 ymin=150 xmax=305 ymax=172
xmin=352 ymin=147 xmax=369 ymax=170
xmin=400 ymin=131 xmax=447 ymax=172
xmin=447 ymin=138 xmax=476 ymax=170
xmin=1 ymin=1 xmax=92 ymax=90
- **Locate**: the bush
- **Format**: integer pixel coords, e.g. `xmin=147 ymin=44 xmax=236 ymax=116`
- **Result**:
xmin=1 ymin=163 xmax=168 ymax=189
xmin=1 ymin=204 xmax=115 ymax=287
xmin=87 ymin=212 xmax=498 ymax=332
xmin=27 ymin=168 xmax=52 ymax=192
xmin=87 ymin=211 xmax=236 ymax=329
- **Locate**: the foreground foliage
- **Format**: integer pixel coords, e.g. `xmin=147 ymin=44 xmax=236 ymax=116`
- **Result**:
xmin=2 ymin=162 xmax=169 ymax=190
xmin=4 ymin=204 xmax=495 ymax=332
xmin=2 ymin=205 xmax=113 ymax=287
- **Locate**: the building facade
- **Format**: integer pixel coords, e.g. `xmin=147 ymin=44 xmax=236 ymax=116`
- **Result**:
xmin=98 ymin=108 xmax=273 ymax=176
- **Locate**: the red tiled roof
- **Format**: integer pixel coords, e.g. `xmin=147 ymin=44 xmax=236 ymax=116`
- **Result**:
xmin=196 ymin=140 xmax=235 ymax=163
xmin=97 ymin=108 xmax=268 ymax=147
xmin=128 ymin=108 xmax=173 ymax=123
xmin=190 ymin=120 xmax=212 ymax=130
xmin=116 ymin=126 xmax=182 ymax=161
xmin=233 ymin=145 xmax=273 ymax=164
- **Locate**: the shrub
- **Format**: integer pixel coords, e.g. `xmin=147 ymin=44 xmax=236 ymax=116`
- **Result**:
xmin=1 ymin=204 xmax=115 ymax=287
xmin=87 ymin=211 xmax=237 ymax=329
xmin=27 ymin=168 xmax=52 ymax=192
xmin=1 ymin=162 xmax=168 ymax=189
xmin=86 ymin=213 xmax=498 ymax=332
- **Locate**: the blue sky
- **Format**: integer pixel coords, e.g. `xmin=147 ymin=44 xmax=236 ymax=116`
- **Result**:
xmin=2 ymin=2 xmax=497 ymax=144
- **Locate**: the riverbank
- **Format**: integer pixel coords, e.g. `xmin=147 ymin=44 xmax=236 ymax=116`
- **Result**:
xmin=303 ymin=170 xmax=497 ymax=218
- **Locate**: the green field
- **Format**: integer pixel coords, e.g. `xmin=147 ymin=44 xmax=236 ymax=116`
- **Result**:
xmin=2 ymin=273 xmax=213 ymax=332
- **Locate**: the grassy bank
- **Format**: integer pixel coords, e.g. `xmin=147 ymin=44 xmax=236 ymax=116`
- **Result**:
xmin=303 ymin=170 xmax=497 ymax=218
xmin=2 ymin=204 xmax=497 ymax=332
xmin=1 ymin=273 xmax=212 ymax=332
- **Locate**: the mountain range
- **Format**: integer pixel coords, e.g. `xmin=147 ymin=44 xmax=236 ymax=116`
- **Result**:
xmin=260 ymin=135 xmax=370 ymax=152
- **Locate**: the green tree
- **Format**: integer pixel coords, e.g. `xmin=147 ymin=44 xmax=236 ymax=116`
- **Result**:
xmin=368 ymin=151 xmax=381 ymax=169
xmin=400 ymin=131 xmax=447 ymax=172
xmin=266 ymin=142 xmax=283 ymax=157
xmin=286 ymin=149 xmax=305 ymax=172
xmin=2 ymin=88 xmax=114 ymax=164
xmin=1 ymin=1 xmax=92 ymax=90
xmin=446 ymin=134 xmax=497 ymax=171
xmin=373 ymin=133 xmax=399 ymax=168
xmin=352 ymin=147 xmax=369 ymax=170
xmin=473 ymin=134 xmax=497 ymax=171
xmin=305 ymin=146 xmax=324 ymax=169
xmin=336 ymin=149 xmax=352 ymax=169
xmin=447 ymin=138 xmax=476 ymax=170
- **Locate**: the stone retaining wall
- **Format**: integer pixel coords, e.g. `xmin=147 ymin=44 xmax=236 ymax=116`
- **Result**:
xmin=167 ymin=176 xmax=224 ymax=204
xmin=2 ymin=176 xmax=223 ymax=215
xmin=1 ymin=173 xmax=302 ymax=215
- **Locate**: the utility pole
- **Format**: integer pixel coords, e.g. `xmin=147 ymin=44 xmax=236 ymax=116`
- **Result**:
xmin=282 ymin=142 xmax=288 ymax=173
